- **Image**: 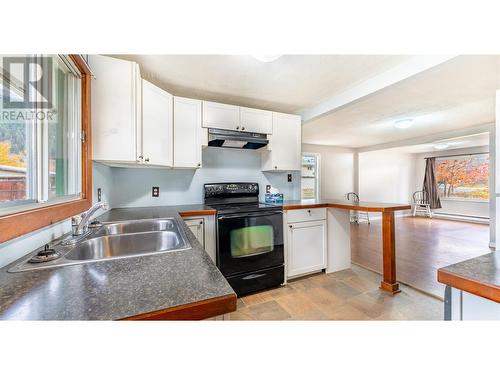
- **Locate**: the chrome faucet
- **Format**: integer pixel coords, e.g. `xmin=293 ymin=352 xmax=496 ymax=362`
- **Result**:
xmin=72 ymin=201 xmax=108 ymax=236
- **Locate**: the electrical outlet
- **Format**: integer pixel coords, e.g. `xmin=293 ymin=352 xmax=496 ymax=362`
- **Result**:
xmin=287 ymin=174 xmax=292 ymax=182
xmin=97 ymin=188 xmax=102 ymax=202
xmin=266 ymin=185 xmax=271 ymax=193
xmin=152 ymin=186 xmax=160 ymax=197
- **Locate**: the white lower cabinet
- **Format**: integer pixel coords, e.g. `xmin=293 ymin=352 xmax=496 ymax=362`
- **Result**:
xmin=184 ymin=218 xmax=204 ymax=247
xmin=183 ymin=215 xmax=216 ymax=262
xmin=286 ymin=217 xmax=327 ymax=278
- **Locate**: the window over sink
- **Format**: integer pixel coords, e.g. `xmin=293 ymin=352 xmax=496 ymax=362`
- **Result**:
xmin=0 ymin=55 xmax=92 ymax=243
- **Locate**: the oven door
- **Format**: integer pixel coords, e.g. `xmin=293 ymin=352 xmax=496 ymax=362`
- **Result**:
xmin=217 ymin=210 xmax=284 ymax=276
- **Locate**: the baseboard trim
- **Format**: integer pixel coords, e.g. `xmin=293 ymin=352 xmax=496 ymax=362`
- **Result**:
xmin=432 ymin=213 xmax=489 ymax=224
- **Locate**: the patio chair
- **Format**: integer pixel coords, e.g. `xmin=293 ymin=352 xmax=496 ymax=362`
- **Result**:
xmin=412 ymin=190 xmax=432 ymax=218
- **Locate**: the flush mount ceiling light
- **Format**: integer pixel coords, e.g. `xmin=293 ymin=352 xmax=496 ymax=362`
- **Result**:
xmin=252 ymin=54 xmax=282 ymax=63
xmin=394 ymin=119 xmax=414 ymax=129
xmin=433 ymin=143 xmax=449 ymax=150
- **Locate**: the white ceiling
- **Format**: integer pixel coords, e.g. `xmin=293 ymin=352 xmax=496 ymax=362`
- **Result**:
xmin=388 ymin=132 xmax=490 ymax=154
xmin=302 ymin=55 xmax=500 ymax=148
xmin=113 ymin=55 xmax=411 ymax=113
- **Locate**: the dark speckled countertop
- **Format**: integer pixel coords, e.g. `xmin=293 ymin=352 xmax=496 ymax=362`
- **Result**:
xmin=0 ymin=205 xmax=235 ymax=320
xmin=438 ymin=251 xmax=500 ymax=303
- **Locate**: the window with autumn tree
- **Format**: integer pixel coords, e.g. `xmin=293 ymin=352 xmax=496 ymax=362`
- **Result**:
xmin=435 ymin=154 xmax=489 ymax=201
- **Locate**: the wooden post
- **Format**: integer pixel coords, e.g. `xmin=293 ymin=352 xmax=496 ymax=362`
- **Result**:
xmin=380 ymin=211 xmax=401 ymax=294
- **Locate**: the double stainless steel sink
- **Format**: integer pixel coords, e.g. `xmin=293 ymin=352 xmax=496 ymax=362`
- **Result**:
xmin=9 ymin=218 xmax=192 ymax=272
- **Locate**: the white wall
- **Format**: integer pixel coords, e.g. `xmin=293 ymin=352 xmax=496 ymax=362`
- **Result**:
xmin=104 ymin=147 xmax=300 ymax=208
xmin=302 ymin=144 xmax=355 ymax=199
xmin=414 ymin=145 xmax=490 ymax=218
xmin=358 ymin=149 xmax=416 ymax=206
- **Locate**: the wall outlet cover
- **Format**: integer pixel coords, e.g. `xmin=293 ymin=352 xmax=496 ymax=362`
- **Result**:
xmin=266 ymin=185 xmax=271 ymax=193
xmin=97 ymin=188 xmax=102 ymax=202
xmin=152 ymin=186 xmax=160 ymax=197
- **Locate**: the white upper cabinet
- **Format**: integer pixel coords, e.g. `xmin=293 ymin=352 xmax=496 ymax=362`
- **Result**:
xmin=202 ymin=101 xmax=240 ymax=131
xmin=262 ymin=112 xmax=302 ymax=171
xmin=89 ymin=55 xmax=142 ymax=163
xmin=240 ymin=106 xmax=273 ymax=134
xmin=141 ymin=79 xmax=173 ymax=167
xmin=174 ymin=97 xmax=202 ymax=168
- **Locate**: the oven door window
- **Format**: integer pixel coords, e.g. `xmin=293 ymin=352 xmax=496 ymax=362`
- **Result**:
xmin=230 ymin=225 xmax=274 ymax=258
xmin=217 ymin=211 xmax=284 ymax=276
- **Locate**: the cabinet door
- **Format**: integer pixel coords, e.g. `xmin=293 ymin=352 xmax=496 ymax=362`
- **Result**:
xmin=184 ymin=219 xmax=205 ymax=248
xmin=240 ymin=106 xmax=272 ymax=134
xmin=89 ymin=55 xmax=140 ymax=162
xmin=287 ymin=220 xmax=327 ymax=277
xmin=173 ymin=97 xmax=202 ymax=168
xmin=141 ymin=79 xmax=173 ymax=167
xmin=202 ymin=101 xmax=240 ymax=130
xmin=262 ymin=112 xmax=301 ymax=171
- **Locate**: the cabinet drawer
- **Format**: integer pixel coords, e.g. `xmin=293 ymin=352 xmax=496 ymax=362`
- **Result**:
xmin=286 ymin=208 xmax=326 ymax=223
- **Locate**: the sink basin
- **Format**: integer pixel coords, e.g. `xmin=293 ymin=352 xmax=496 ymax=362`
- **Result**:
xmin=95 ymin=218 xmax=176 ymax=236
xmin=66 ymin=231 xmax=189 ymax=261
xmin=9 ymin=217 xmax=192 ymax=272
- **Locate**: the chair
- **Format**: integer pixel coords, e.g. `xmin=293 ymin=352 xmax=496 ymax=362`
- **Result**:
xmin=412 ymin=190 xmax=432 ymax=218
xmin=346 ymin=192 xmax=370 ymax=224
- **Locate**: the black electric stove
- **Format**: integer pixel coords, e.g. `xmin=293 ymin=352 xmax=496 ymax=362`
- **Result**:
xmin=204 ymin=183 xmax=284 ymax=296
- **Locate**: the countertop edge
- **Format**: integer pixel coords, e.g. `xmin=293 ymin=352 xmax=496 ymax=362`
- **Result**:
xmin=437 ymin=268 xmax=500 ymax=303
xmin=120 ymin=293 xmax=237 ymax=321
xmin=178 ymin=209 xmax=216 ymax=217
xmin=282 ymin=202 xmax=412 ymax=212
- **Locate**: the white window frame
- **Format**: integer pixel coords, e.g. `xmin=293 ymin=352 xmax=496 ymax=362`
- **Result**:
xmin=301 ymin=152 xmax=321 ymax=200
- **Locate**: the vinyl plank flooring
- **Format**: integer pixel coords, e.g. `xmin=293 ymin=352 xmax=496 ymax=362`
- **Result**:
xmin=351 ymin=216 xmax=492 ymax=298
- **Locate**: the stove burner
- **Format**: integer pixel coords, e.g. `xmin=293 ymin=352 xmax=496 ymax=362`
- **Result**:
xmin=28 ymin=244 xmax=61 ymax=263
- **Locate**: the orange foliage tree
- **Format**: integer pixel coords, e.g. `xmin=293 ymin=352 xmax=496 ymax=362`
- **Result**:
xmin=0 ymin=142 xmax=25 ymax=167
xmin=436 ymin=158 xmax=489 ymax=198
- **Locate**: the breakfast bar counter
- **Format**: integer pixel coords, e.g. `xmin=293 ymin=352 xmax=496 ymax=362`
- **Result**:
xmin=279 ymin=199 xmax=412 ymax=294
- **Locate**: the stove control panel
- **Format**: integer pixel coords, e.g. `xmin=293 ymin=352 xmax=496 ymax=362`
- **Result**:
xmin=204 ymin=183 xmax=259 ymax=198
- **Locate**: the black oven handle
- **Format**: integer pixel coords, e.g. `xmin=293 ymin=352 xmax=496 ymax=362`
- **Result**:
xmin=217 ymin=210 xmax=282 ymax=220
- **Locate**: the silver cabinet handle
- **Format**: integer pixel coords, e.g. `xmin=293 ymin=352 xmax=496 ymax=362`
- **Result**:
xmin=145 ymin=157 xmax=150 ymax=162
xmin=236 ymin=126 xmax=240 ymax=130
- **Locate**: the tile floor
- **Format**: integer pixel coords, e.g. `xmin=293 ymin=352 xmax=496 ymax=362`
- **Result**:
xmin=229 ymin=265 xmax=443 ymax=320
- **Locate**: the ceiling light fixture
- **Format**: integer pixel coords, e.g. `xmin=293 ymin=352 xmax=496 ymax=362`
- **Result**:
xmin=252 ymin=54 xmax=282 ymax=63
xmin=433 ymin=143 xmax=449 ymax=150
xmin=394 ymin=119 xmax=414 ymax=129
